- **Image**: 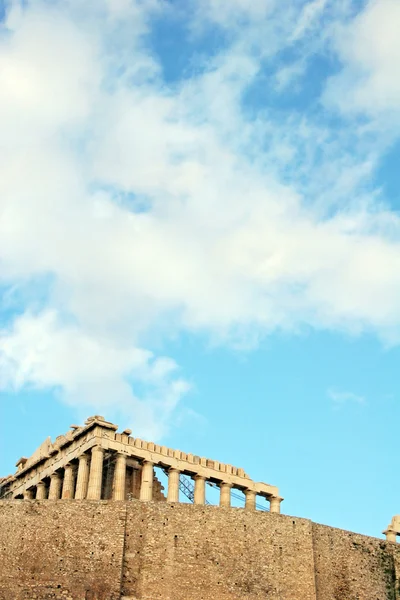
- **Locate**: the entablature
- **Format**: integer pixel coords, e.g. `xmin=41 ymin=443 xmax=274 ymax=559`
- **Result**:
xmin=1 ymin=415 xmax=282 ymax=505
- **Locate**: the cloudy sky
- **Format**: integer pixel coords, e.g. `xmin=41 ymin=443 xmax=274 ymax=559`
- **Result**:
xmin=1 ymin=0 xmax=400 ymax=536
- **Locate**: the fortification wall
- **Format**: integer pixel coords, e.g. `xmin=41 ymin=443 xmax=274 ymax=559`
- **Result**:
xmin=122 ymin=503 xmax=316 ymax=600
xmin=0 ymin=501 xmax=126 ymax=600
xmin=312 ymin=522 xmax=399 ymax=600
xmin=1 ymin=500 xmax=400 ymax=600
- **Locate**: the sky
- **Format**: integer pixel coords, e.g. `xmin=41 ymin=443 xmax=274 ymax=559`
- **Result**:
xmin=1 ymin=0 xmax=400 ymax=538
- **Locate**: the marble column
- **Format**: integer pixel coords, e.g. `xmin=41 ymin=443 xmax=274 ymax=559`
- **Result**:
xmin=193 ymin=475 xmax=206 ymax=505
xmin=270 ymin=496 xmax=282 ymax=514
xmin=36 ymin=481 xmax=47 ymax=500
xmin=167 ymin=468 xmax=180 ymax=502
xmin=112 ymin=453 xmax=127 ymax=501
xmin=75 ymin=454 xmax=90 ymax=500
xmin=385 ymin=529 xmax=397 ymax=543
xmin=61 ymin=464 xmax=75 ymax=499
xmin=131 ymin=468 xmax=141 ymax=498
xmin=86 ymin=446 xmax=105 ymax=500
xmin=244 ymin=489 xmax=256 ymax=511
xmin=219 ymin=482 xmax=232 ymax=507
xmin=139 ymin=461 xmax=154 ymax=501
xmin=23 ymin=488 xmax=35 ymax=500
xmin=48 ymin=472 xmax=62 ymax=500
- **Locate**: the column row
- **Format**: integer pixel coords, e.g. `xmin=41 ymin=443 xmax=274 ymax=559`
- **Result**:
xmin=24 ymin=447 xmax=104 ymax=501
xmin=24 ymin=446 xmax=282 ymax=513
xmin=162 ymin=465 xmax=282 ymax=513
xmin=25 ymin=447 xmax=123 ymax=501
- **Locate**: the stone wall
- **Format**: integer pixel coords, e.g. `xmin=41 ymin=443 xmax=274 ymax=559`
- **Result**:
xmin=312 ymin=522 xmax=400 ymax=600
xmin=122 ymin=503 xmax=316 ymax=600
xmin=0 ymin=501 xmax=126 ymax=600
xmin=1 ymin=500 xmax=400 ymax=600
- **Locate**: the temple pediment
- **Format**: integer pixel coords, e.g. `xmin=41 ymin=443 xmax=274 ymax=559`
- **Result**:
xmin=24 ymin=437 xmax=53 ymax=470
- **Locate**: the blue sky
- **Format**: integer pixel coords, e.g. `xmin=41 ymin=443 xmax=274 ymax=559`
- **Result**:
xmin=1 ymin=0 xmax=400 ymax=539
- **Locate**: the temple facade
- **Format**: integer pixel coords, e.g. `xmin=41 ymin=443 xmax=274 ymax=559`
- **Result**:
xmin=0 ymin=415 xmax=283 ymax=512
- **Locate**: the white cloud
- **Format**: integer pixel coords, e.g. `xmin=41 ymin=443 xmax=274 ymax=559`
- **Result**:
xmin=0 ymin=310 xmax=189 ymax=439
xmin=0 ymin=8 xmax=101 ymax=140
xmin=291 ymin=0 xmax=328 ymax=42
xmin=325 ymin=0 xmax=400 ymax=117
xmin=328 ymin=388 xmax=365 ymax=405
xmin=1 ymin=0 xmax=400 ymax=437
xmin=194 ymin=0 xmax=275 ymax=29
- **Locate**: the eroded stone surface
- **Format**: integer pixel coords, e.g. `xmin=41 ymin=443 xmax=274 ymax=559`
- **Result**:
xmin=0 ymin=500 xmax=399 ymax=600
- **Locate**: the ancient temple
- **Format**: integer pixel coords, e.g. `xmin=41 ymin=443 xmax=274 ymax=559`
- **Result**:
xmin=0 ymin=415 xmax=283 ymax=511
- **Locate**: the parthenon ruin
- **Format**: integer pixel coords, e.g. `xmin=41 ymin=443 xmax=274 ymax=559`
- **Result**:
xmin=0 ymin=415 xmax=283 ymax=512
xmin=384 ymin=515 xmax=400 ymax=542
xmin=3 ymin=415 xmax=400 ymax=600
